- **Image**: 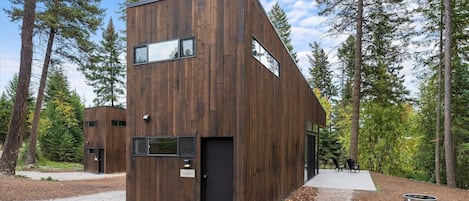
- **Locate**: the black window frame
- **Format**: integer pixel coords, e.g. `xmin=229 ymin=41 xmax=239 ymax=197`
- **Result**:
xmin=131 ymin=136 xmax=196 ymax=157
xmin=111 ymin=120 xmax=126 ymax=127
xmin=251 ymin=37 xmax=280 ymax=77
xmin=133 ymin=37 xmax=196 ymax=65
xmin=85 ymin=121 xmax=98 ymax=127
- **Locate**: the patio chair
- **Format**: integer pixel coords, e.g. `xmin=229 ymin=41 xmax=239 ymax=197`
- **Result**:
xmin=332 ymin=158 xmax=344 ymax=171
xmin=346 ymin=158 xmax=360 ymax=173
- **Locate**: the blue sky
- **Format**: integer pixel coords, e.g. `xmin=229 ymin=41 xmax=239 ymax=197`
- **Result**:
xmin=0 ymin=0 xmax=416 ymax=106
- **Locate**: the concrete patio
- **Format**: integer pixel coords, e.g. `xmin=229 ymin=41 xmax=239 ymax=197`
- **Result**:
xmin=305 ymin=169 xmax=377 ymax=191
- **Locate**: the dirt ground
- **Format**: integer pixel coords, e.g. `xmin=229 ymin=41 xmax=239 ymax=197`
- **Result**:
xmin=352 ymin=172 xmax=469 ymax=201
xmin=2 ymin=171 xmax=469 ymax=201
xmin=285 ymin=172 xmax=469 ymax=201
xmin=0 ymin=174 xmax=125 ymax=201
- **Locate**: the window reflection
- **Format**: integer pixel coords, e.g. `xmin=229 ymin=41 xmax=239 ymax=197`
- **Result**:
xmin=148 ymin=40 xmax=179 ymax=62
xmin=181 ymin=38 xmax=195 ymax=57
xmin=252 ymin=39 xmax=280 ymax=77
xmin=134 ymin=37 xmax=195 ymax=64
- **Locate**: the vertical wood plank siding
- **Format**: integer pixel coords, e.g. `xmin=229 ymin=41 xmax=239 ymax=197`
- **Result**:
xmin=126 ymin=0 xmax=325 ymax=200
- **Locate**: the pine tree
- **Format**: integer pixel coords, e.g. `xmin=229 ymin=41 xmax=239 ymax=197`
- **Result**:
xmin=5 ymin=0 xmax=104 ymax=165
xmin=268 ymin=2 xmax=298 ymax=63
xmin=0 ymin=93 xmax=12 ymax=144
xmin=337 ymin=36 xmax=355 ymax=105
xmin=0 ymin=0 xmax=36 ymax=175
xmin=308 ymin=42 xmax=337 ymax=99
xmin=80 ymin=18 xmax=125 ymax=107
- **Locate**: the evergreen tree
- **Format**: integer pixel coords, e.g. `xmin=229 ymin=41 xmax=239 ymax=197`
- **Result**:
xmin=268 ymin=2 xmax=298 ymax=63
xmin=308 ymin=42 xmax=337 ymax=99
xmin=5 ymin=0 xmax=104 ymax=165
xmin=337 ymin=35 xmax=355 ymax=104
xmin=0 ymin=93 xmax=12 ymax=144
xmin=0 ymin=0 xmax=36 ymax=175
xmin=80 ymin=18 xmax=126 ymax=107
xmin=39 ymin=67 xmax=83 ymax=162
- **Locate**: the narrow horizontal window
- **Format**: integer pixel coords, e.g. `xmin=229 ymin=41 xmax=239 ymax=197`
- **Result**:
xmin=111 ymin=120 xmax=126 ymax=127
xmin=85 ymin=121 xmax=97 ymax=127
xmin=133 ymin=37 xmax=196 ymax=64
xmin=131 ymin=136 xmax=196 ymax=157
xmin=252 ymin=38 xmax=280 ymax=77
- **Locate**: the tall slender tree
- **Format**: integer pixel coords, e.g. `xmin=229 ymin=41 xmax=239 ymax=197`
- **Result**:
xmin=443 ymin=0 xmax=455 ymax=187
xmin=5 ymin=0 xmax=104 ymax=165
xmin=80 ymin=18 xmax=126 ymax=107
xmin=268 ymin=2 xmax=298 ymax=63
xmin=337 ymin=35 xmax=355 ymax=104
xmin=349 ymin=0 xmax=363 ymax=161
xmin=0 ymin=0 xmax=37 ymax=175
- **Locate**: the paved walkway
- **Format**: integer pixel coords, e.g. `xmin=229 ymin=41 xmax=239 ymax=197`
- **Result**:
xmin=305 ymin=169 xmax=377 ymax=191
xmin=16 ymin=171 xmax=125 ymax=181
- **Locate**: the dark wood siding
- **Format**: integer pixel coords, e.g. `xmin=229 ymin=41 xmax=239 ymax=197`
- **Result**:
xmin=83 ymin=107 xmax=126 ymax=173
xmin=126 ymin=0 xmax=325 ymax=200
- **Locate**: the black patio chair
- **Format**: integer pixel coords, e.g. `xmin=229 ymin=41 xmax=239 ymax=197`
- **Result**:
xmin=332 ymin=158 xmax=344 ymax=171
xmin=346 ymin=158 xmax=360 ymax=173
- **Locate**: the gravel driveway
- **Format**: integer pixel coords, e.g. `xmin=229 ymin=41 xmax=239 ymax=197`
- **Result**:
xmin=40 ymin=190 xmax=125 ymax=201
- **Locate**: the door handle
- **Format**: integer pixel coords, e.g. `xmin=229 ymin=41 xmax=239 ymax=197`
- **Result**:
xmin=202 ymin=174 xmax=208 ymax=181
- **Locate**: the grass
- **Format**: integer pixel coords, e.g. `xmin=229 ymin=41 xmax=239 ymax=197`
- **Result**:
xmin=40 ymin=176 xmax=58 ymax=182
xmin=16 ymin=143 xmax=83 ymax=172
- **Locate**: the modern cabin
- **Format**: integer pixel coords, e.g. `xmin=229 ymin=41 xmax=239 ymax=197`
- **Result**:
xmin=126 ymin=0 xmax=326 ymax=200
xmin=83 ymin=107 xmax=126 ymax=174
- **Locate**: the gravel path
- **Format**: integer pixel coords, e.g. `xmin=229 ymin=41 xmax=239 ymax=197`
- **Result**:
xmin=315 ymin=188 xmax=354 ymax=201
xmin=39 ymin=190 xmax=125 ymax=201
xmin=16 ymin=171 xmax=125 ymax=181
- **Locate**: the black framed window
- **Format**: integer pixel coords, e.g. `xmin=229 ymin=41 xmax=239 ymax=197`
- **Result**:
xmin=181 ymin=38 xmax=195 ymax=57
xmin=132 ymin=136 xmax=195 ymax=157
xmin=133 ymin=138 xmax=148 ymax=156
xmin=111 ymin=120 xmax=126 ymax=127
xmin=133 ymin=37 xmax=195 ymax=64
xmin=134 ymin=46 xmax=148 ymax=64
xmin=252 ymin=38 xmax=280 ymax=77
xmin=85 ymin=121 xmax=97 ymax=127
xmin=179 ymin=137 xmax=195 ymax=157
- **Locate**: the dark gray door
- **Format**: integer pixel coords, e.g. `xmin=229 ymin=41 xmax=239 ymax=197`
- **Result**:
xmin=306 ymin=134 xmax=316 ymax=180
xmin=201 ymin=138 xmax=233 ymax=201
xmin=98 ymin=149 xmax=104 ymax=173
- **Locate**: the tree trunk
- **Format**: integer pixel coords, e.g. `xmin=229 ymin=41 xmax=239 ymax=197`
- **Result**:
xmin=0 ymin=0 xmax=37 ymax=175
xmin=350 ymin=0 xmax=363 ymax=161
xmin=26 ymin=28 xmax=55 ymax=166
xmin=435 ymin=4 xmax=444 ymax=185
xmin=443 ymin=0 xmax=455 ymax=188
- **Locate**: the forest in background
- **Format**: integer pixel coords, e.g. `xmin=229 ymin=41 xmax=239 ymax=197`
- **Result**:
xmin=1 ymin=0 xmax=468 ymax=189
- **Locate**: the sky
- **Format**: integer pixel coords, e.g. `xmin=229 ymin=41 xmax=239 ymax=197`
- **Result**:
xmin=0 ymin=0 xmax=418 ymax=107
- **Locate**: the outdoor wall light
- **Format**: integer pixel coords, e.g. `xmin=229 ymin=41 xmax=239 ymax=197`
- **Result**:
xmin=183 ymin=159 xmax=191 ymax=168
xmin=143 ymin=114 xmax=151 ymax=122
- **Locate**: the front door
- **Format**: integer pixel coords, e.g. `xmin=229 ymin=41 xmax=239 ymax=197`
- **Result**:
xmin=201 ymin=138 xmax=233 ymax=201
xmin=98 ymin=149 xmax=104 ymax=173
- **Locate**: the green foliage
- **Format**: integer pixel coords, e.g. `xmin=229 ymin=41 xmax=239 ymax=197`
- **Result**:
xmin=308 ymin=42 xmax=337 ymax=99
xmin=0 ymin=74 xmax=35 ymax=141
xmin=0 ymin=93 xmax=12 ymax=143
xmin=268 ymin=2 xmax=298 ymax=63
xmin=39 ymin=68 xmax=83 ymax=163
xmin=80 ymin=18 xmax=126 ymax=107
xmin=337 ymin=35 xmax=355 ymax=104
xmin=41 ymin=176 xmax=58 ymax=181
xmin=314 ymin=89 xmax=343 ymax=166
